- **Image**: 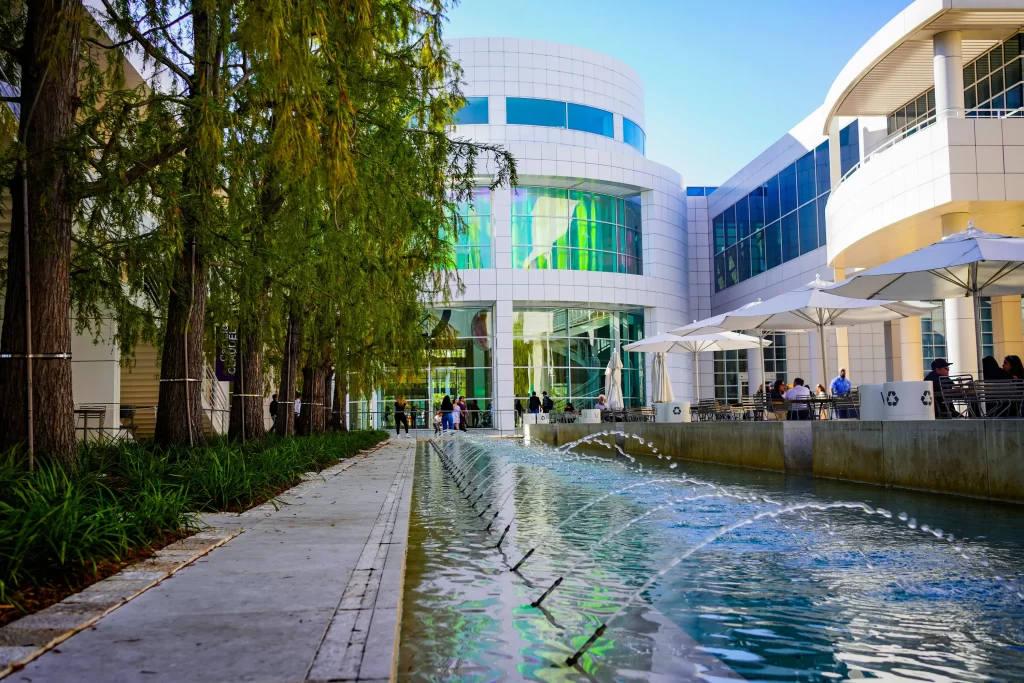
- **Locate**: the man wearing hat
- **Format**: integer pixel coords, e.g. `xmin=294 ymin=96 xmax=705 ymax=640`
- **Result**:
xmin=924 ymin=358 xmax=952 ymax=418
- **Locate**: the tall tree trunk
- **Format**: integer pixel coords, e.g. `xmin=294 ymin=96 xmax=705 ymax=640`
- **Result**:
xmin=323 ymin=366 xmax=334 ymax=430
xmin=0 ymin=1 xmax=82 ymax=463
xmin=299 ymin=364 xmax=327 ymax=435
xmin=155 ymin=2 xmax=219 ymax=446
xmin=275 ymin=311 xmax=301 ymax=437
xmin=333 ymin=370 xmax=347 ymax=431
xmin=228 ymin=321 xmax=265 ymax=441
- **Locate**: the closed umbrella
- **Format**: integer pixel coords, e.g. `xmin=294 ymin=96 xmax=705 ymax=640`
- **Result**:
xmin=623 ymin=331 xmax=767 ymax=400
xmin=651 ymin=352 xmax=674 ymax=403
xmin=673 ymin=277 xmax=936 ymax=393
xmin=827 ymin=223 xmax=1024 ymax=376
xmin=605 ymin=350 xmax=624 ymax=410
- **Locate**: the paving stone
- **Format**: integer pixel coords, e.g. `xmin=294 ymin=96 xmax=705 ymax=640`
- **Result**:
xmin=0 ymin=645 xmax=36 ymax=667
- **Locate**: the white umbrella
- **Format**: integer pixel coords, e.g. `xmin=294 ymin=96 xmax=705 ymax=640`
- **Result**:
xmin=651 ymin=352 xmax=674 ymax=403
xmin=605 ymin=350 xmax=624 ymax=410
xmin=624 ymin=331 xmax=768 ymax=400
xmin=672 ymin=277 xmax=936 ymax=393
xmin=827 ymin=223 xmax=1024 ymax=376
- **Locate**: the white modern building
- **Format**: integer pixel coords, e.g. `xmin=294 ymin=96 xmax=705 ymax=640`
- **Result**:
xmin=366 ymin=38 xmax=689 ymax=430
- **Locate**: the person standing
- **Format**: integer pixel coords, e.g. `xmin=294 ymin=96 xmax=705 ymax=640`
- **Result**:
xmin=541 ymin=391 xmax=554 ymax=414
xmin=458 ymin=396 xmax=468 ymax=432
xmin=409 ymin=402 xmax=419 ymax=431
xmin=294 ymin=393 xmax=302 ymax=432
xmin=830 ymin=368 xmax=851 ymax=397
xmin=528 ymin=391 xmax=541 ymax=414
xmin=514 ymin=399 xmax=524 ymax=427
xmin=452 ymin=399 xmax=462 ymax=432
xmin=394 ymin=396 xmax=409 ymax=436
xmin=269 ymin=394 xmax=278 ymax=430
xmin=440 ymin=395 xmax=454 ymax=431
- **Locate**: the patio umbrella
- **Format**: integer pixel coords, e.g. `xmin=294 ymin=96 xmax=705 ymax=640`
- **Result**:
xmin=672 ymin=277 xmax=936 ymax=393
xmin=605 ymin=350 xmax=624 ymax=410
xmin=623 ymin=331 xmax=767 ymax=400
xmin=827 ymin=223 xmax=1024 ymax=376
xmin=651 ymin=352 xmax=674 ymax=403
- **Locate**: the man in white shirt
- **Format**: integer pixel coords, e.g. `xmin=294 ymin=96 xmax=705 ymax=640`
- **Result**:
xmin=783 ymin=378 xmax=812 ymax=420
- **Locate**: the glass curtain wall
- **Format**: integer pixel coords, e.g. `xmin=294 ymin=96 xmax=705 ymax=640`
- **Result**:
xmin=506 ymin=97 xmax=635 ymax=142
xmin=444 ymin=188 xmax=492 ymax=269
xmin=511 ymin=187 xmax=642 ymax=274
xmin=513 ymin=308 xmax=645 ymax=410
xmin=713 ymin=350 xmax=747 ymax=403
xmin=374 ymin=307 xmax=494 ymax=429
xmin=713 ymin=142 xmax=830 ymax=292
xmin=454 ymin=97 xmax=489 ymax=125
xmin=762 ymin=332 xmax=788 ymax=385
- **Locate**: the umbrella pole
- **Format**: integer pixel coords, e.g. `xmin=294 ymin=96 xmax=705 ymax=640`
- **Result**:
xmin=694 ymin=351 xmax=700 ymax=402
xmin=760 ymin=332 xmax=767 ymax=396
xmin=818 ymin=323 xmax=829 ymax=395
xmin=973 ymin=285 xmax=985 ymax=380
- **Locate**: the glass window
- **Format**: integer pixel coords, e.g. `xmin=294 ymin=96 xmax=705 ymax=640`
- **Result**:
xmin=748 ymin=187 xmax=765 ymax=233
xmin=713 ymin=213 xmax=725 ymax=254
xmin=737 ymin=237 xmax=751 ymax=282
xmin=726 ymin=245 xmax=739 ymax=287
xmin=921 ymin=304 xmax=946 ymax=377
xmin=765 ymin=176 xmax=781 ymax=224
xmin=454 ymin=97 xmax=488 ymax=125
xmin=567 ymin=103 xmax=613 ymax=137
xmin=506 ymin=97 xmax=566 ymax=128
xmin=735 ymin=195 xmax=750 ymax=240
xmin=762 ymin=332 xmax=787 ymax=384
xmin=446 ymin=188 xmax=492 ymax=270
xmin=815 ymin=142 xmax=830 ymax=195
xmin=714 ymin=253 xmax=726 ymax=293
xmin=724 ymin=205 xmax=737 ymax=247
xmin=1008 ymin=84 xmax=1023 ymax=110
xmin=797 ymin=150 xmax=816 ymax=206
xmin=779 ymin=163 xmax=798 ymax=216
xmin=993 ymin=69 xmax=1004 ymax=99
xmin=817 ymin=193 xmax=829 ymax=247
xmin=979 ymin=297 xmax=994 ymax=358
xmin=965 ymin=60 xmax=976 ymax=86
xmin=839 ymin=121 xmax=860 ymax=177
xmin=713 ymin=349 xmax=747 ymax=404
xmin=798 ymin=201 xmax=818 ymax=254
xmin=623 ymin=118 xmax=646 ymax=154
xmin=978 ymin=77 xmax=991 ymax=105
xmin=1007 ymin=59 xmax=1022 ymax=90
xmin=977 ymin=52 xmax=990 ymax=80
xmin=750 ymin=230 xmax=766 ymax=276
xmin=765 ymin=221 xmax=782 ymax=271
xmin=782 ymin=212 xmax=799 ymax=262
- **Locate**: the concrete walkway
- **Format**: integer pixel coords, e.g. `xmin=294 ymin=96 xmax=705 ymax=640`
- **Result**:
xmin=15 ymin=439 xmax=415 ymax=683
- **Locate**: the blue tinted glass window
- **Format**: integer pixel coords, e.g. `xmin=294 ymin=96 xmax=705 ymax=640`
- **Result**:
xmin=623 ymin=118 xmax=646 ymax=154
xmin=798 ymin=201 xmax=818 ymax=254
xmin=765 ymin=176 xmax=781 ymax=224
xmin=568 ymin=103 xmax=613 ymax=137
xmin=779 ymin=163 xmax=798 ymax=215
xmin=839 ymin=121 xmax=860 ymax=176
xmin=765 ymin=221 xmax=782 ymax=270
xmin=735 ymin=196 xmax=750 ymax=240
xmin=713 ymin=213 xmax=725 ymax=254
xmin=797 ymin=151 xmax=816 ymax=206
xmin=726 ymin=245 xmax=739 ymax=287
xmin=724 ymin=206 xmax=736 ymax=247
xmin=751 ymin=230 xmax=766 ymax=276
xmin=686 ymin=187 xmax=704 ymax=196
xmin=782 ymin=212 xmax=799 ymax=262
xmin=714 ymin=253 xmax=726 ymax=293
xmin=454 ymin=97 xmax=488 ymax=125
xmin=737 ymin=237 xmax=751 ymax=281
xmin=815 ymin=142 xmax=830 ymax=195
xmin=506 ymin=98 xmax=566 ymax=128
xmin=817 ymin=193 xmax=828 ymax=247
xmin=748 ymin=187 xmax=765 ymax=232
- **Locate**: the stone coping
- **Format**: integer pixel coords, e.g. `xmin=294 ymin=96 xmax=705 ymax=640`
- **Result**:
xmin=0 ymin=529 xmax=239 ymax=679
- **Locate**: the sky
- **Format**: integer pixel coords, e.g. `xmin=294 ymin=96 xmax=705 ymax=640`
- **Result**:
xmin=444 ymin=0 xmax=911 ymax=186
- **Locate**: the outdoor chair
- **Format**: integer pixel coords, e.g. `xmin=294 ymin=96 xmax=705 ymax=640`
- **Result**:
xmin=972 ymin=379 xmax=1024 ymax=418
xmin=937 ymin=374 xmax=976 ymax=418
xmin=627 ymin=407 xmax=655 ymax=423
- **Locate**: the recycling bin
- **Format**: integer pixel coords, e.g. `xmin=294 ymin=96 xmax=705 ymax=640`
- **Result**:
xmin=857 ymin=384 xmax=886 ymax=421
xmin=881 ymin=381 xmax=935 ymax=421
xmin=655 ymin=401 xmax=689 ymax=423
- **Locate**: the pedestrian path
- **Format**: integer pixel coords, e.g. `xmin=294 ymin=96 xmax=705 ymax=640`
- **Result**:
xmin=15 ymin=439 xmax=415 ymax=683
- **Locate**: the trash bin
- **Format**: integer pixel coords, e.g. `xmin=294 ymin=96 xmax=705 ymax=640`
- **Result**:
xmin=858 ymin=384 xmax=886 ymax=421
xmin=579 ymin=409 xmax=601 ymax=424
xmin=655 ymin=401 xmax=689 ymax=423
xmin=882 ymin=381 xmax=935 ymax=421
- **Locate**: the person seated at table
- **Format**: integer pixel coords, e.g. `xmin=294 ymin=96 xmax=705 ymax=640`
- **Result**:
xmin=924 ymin=358 xmax=953 ymax=418
xmin=984 ymin=355 xmax=1009 ymax=380
xmin=1003 ymin=355 xmax=1024 ymax=380
xmin=815 ymin=383 xmax=827 ymax=397
xmin=564 ymin=401 xmax=576 ymax=414
xmin=784 ymin=378 xmax=812 ymax=420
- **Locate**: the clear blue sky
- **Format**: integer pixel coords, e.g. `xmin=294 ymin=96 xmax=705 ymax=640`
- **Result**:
xmin=444 ymin=0 xmax=910 ymax=185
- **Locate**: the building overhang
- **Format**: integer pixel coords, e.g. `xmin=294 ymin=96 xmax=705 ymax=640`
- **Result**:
xmin=823 ymin=0 xmax=1024 ymax=133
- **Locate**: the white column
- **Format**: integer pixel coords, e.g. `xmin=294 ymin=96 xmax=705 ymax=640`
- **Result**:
xmin=900 ymin=316 xmax=924 ymax=381
xmin=808 ymin=328 xmax=824 ymax=390
xmin=747 ymin=345 xmax=763 ymax=396
xmin=939 ymin=213 xmax=978 ymax=377
xmin=934 ymin=31 xmax=965 ymax=117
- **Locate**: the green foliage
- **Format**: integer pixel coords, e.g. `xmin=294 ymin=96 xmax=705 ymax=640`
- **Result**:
xmin=0 ymin=429 xmax=387 ymax=602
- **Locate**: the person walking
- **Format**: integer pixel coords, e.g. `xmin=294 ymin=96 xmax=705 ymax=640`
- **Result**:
xmin=541 ymin=391 xmax=554 ymax=414
xmin=440 ymin=395 xmax=454 ymax=431
xmin=269 ymin=393 xmax=278 ymax=430
xmin=433 ymin=411 xmax=442 ymax=435
xmin=528 ymin=391 xmax=541 ymax=414
xmin=514 ymin=399 xmax=524 ymax=427
xmin=452 ymin=399 xmax=462 ymax=432
xmin=294 ymin=393 xmax=302 ymax=432
xmin=394 ymin=396 xmax=409 ymax=436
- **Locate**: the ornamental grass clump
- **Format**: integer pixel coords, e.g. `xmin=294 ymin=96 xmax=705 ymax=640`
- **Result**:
xmin=0 ymin=429 xmax=387 ymax=603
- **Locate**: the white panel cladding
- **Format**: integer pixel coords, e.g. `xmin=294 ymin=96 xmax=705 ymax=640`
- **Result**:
xmin=444 ymin=38 xmax=689 ymax=412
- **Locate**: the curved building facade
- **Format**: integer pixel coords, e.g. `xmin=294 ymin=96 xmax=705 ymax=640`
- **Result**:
xmin=389 ymin=39 xmax=689 ymax=430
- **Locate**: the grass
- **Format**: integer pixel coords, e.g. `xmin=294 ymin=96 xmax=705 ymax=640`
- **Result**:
xmin=0 ymin=429 xmax=388 ymax=611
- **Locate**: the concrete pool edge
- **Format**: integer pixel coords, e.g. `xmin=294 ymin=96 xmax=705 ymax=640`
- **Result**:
xmin=526 ymin=421 xmax=1024 ymax=504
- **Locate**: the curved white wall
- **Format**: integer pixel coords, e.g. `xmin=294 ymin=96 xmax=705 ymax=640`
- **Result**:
xmin=445 ymin=38 xmax=689 ymax=418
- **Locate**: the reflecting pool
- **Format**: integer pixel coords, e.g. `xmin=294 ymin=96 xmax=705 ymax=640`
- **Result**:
xmin=397 ymin=434 xmax=1024 ymax=681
